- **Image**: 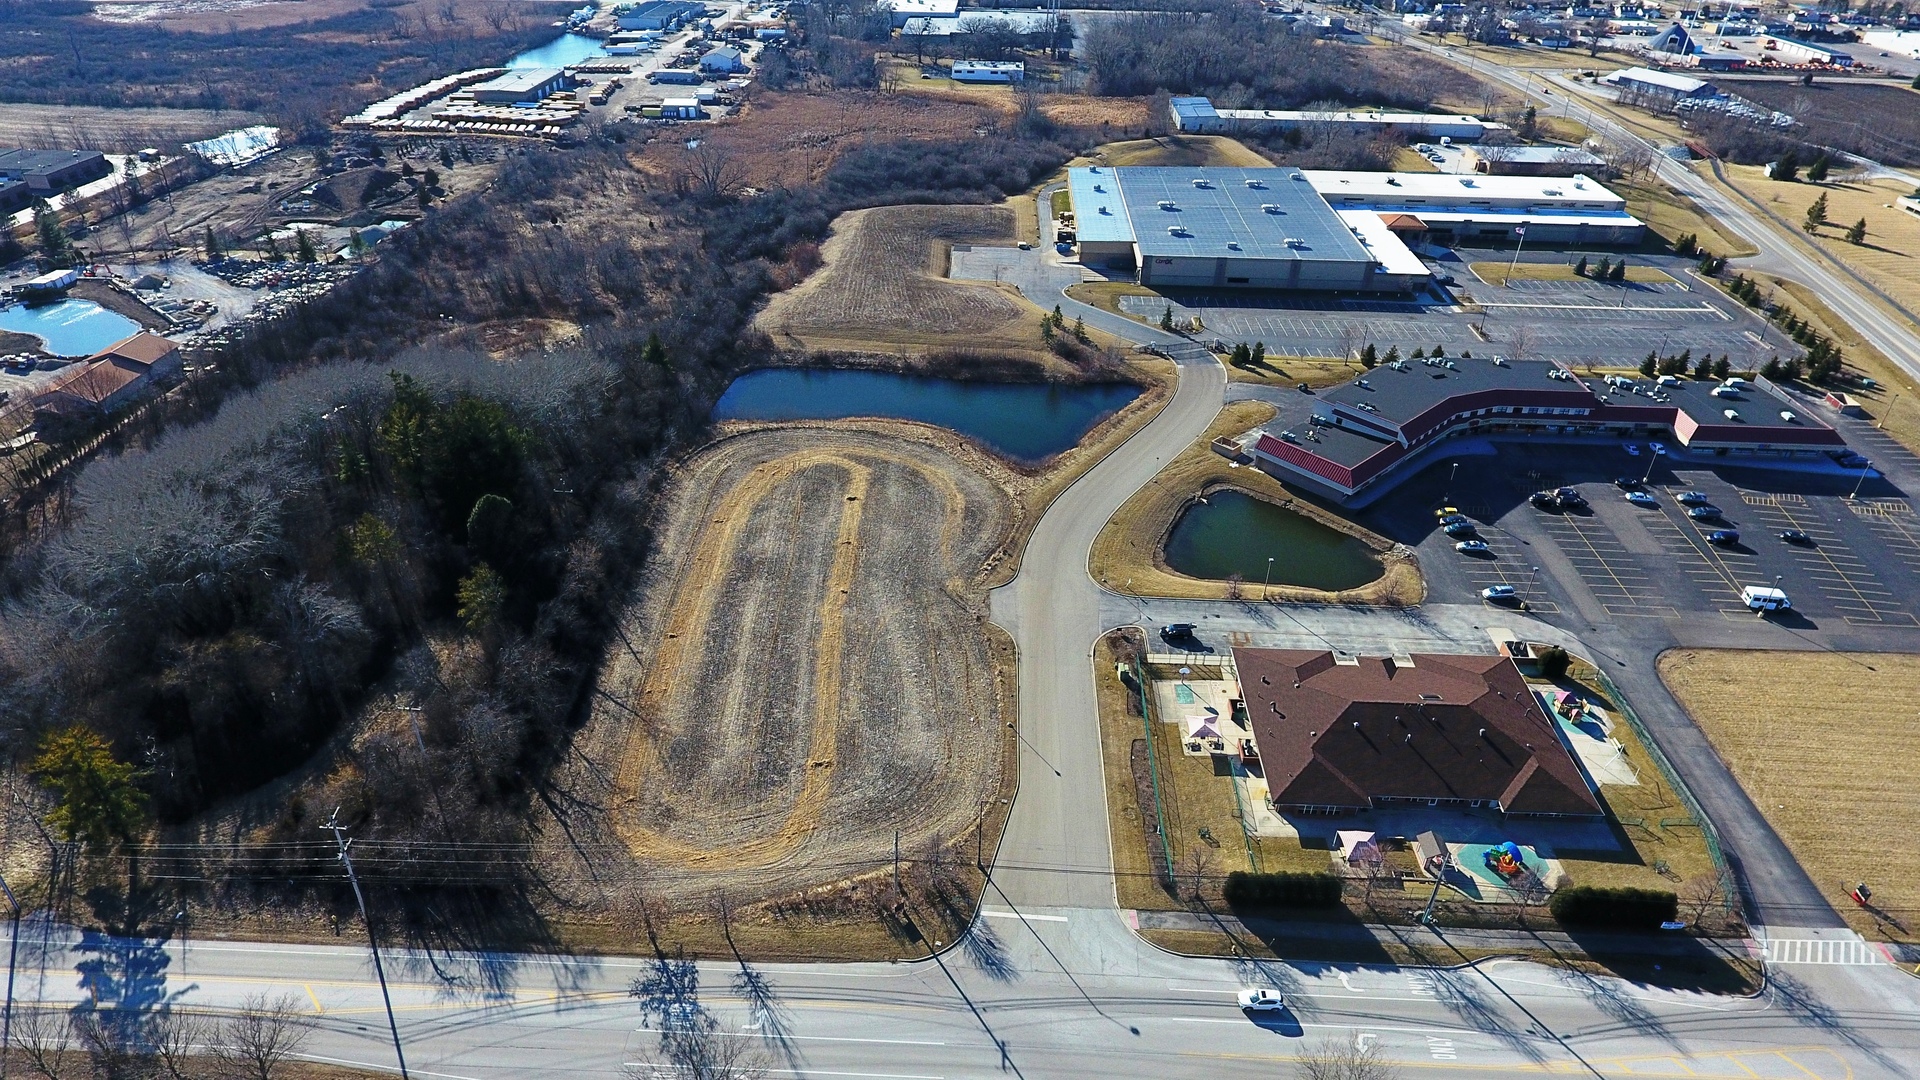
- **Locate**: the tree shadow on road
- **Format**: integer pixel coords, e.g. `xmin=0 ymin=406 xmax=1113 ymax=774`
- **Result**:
xmin=1766 ymin=966 xmax=1905 ymax=1077
xmin=959 ymin=915 xmax=1018 ymax=983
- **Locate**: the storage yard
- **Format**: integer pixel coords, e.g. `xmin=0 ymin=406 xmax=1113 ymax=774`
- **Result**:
xmin=564 ymin=427 xmax=1014 ymax=911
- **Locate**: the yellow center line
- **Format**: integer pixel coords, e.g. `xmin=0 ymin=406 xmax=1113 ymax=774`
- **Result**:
xmin=305 ymin=983 xmax=325 ymax=1015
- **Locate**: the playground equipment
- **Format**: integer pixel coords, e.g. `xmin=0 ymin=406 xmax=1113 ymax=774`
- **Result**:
xmin=1484 ymin=841 xmax=1527 ymax=880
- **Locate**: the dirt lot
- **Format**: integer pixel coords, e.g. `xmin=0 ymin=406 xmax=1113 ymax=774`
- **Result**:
xmin=1659 ymin=648 xmax=1920 ymax=942
xmin=90 ymin=0 xmax=517 ymax=32
xmin=1087 ymin=399 xmax=1421 ymax=604
xmin=755 ymin=203 xmax=1046 ymax=357
xmin=632 ymin=90 xmax=997 ymax=191
xmin=1730 ymin=81 xmax=1920 ymax=167
xmin=0 ymin=104 xmax=263 ymax=151
xmin=558 ymin=426 xmax=1013 ymax=909
xmin=1718 ymin=164 xmax=1920 ymax=316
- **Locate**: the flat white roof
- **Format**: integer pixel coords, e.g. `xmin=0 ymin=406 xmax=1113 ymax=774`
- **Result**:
xmin=1336 ymin=211 xmax=1430 ymax=278
xmin=1861 ymin=29 xmax=1920 ymax=56
xmin=1605 ymin=66 xmax=1710 ymax=93
xmin=1303 ymin=170 xmax=1626 ymax=207
xmin=1215 ymin=108 xmax=1487 ymax=126
xmin=889 ymin=0 xmax=958 ymax=13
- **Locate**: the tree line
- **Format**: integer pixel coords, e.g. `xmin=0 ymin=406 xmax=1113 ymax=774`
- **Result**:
xmin=0 ymin=124 xmax=1082 ymax=938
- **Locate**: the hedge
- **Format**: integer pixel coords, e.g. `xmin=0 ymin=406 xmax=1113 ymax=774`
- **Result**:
xmin=1223 ymin=871 xmax=1345 ymax=910
xmin=1550 ymin=886 xmax=1678 ymax=931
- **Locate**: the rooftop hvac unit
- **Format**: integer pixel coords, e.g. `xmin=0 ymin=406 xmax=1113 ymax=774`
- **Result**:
xmin=1781 ymin=410 xmax=1797 ymax=422
xmin=1157 ymin=199 xmax=1177 ymax=210
xmin=1291 ymin=173 xmax=1308 ymax=180
xmin=1284 ymin=237 xmax=1306 ymax=248
xmin=1724 ymin=409 xmax=1741 ymax=420
xmin=1191 ymin=178 xmax=1213 ymax=188
xmin=1226 ymin=241 xmax=1242 ymax=250
xmin=1260 ymin=203 xmax=1285 ymax=213
xmin=1167 ymin=225 xmax=1189 ymax=236
xmin=1244 ymin=179 xmax=1266 ymax=189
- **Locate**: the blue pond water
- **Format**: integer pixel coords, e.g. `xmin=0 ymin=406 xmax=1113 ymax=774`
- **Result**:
xmin=711 ymin=368 xmax=1141 ymax=462
xmin=0 ymin=299 xmax=143 ymax=357
xmin=507 ymin=33 xmax=607 ymax=69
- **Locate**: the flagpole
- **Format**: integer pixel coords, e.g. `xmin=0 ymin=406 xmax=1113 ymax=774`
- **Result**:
xmin=1506 ymin=223 xmax=1528 ymax=286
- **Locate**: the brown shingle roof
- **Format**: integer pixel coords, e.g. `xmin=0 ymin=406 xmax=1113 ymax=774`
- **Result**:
xmin=1236 ymin=649 xmax=1601 ymax=816
xmin=91 ymin=331 xmax=177 ymax=369
xmin=35 ymin=359 xmax=143 ymax=409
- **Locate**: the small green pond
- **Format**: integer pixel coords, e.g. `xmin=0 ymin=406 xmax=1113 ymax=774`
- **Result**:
xmin=1162 ymin=489 xmax=1383 ymax=592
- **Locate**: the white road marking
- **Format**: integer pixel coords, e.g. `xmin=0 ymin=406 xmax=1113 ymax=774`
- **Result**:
xmin=630 ymin=1069 xmax=942 ymax=1080
xmin=710 ymin=1032 xmax=946 ymax=1046
xmin=297 ymin=1052 xmax=484 ymax=1080
xmin=1160 ymin=1017 xmax=1482 ymax=1038
xmin=1337 ymin=972 xmax=1364 ymax=993
xmin=979 ymin=910 xmax=1067 ymax=923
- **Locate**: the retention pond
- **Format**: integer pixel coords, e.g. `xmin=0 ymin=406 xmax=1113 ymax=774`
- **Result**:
xmin=1163 ymin=489 xmax=1383 ymax=591
xmin=712 ymin=368 xmax=1141 ymax=463
xmin=0 ymin=299 xmax=143 ymax=357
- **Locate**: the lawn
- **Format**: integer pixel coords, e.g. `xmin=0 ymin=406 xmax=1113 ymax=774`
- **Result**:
xmin=1717 ymin=164 xmax=1920 ymax=318
xmin=1086 ymin=400 xmax=1422 ymax=604
xmin=1468 ymin=261 xmax=1675 ymax=287
xmin=1659 ymin=648 xmax=1920 ymax=942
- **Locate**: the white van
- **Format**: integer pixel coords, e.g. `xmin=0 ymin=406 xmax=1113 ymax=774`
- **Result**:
xmin=1741 ymin=586 xmax=1791 ymax=614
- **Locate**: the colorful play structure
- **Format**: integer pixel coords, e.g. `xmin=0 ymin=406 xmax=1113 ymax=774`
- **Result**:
xmin=1484 ymin=841 xmax=1528 ymax=880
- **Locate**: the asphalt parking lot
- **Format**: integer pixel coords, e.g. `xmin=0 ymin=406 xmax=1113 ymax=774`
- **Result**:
xmin=1369 ymin=441 xmax=1920 ymax=632
xmin=1115 ymin=253 xmax=1781 ymax=368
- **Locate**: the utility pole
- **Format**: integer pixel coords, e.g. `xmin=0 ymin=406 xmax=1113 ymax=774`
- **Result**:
xmin=893 ymin=830 xmax=902 ymax=901
xmin=1263 ymin=556 xmax=1275 ymax=602
xmin=323 ymin=811 xmax=410 ymax=1080
xmin=1 ymin=874 xmax=18 ymax=1080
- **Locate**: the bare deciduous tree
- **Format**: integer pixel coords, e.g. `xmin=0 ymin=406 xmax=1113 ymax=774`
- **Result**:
xmin=1678 ymin=874 xmax=1727 ymax=925
xmin=217 ymin=994 xmax=312 ymax=1080
xmin=677 ymin=143 xmax=747 ymax=203
xmin=1294 ymin=1033 xmax=1401 ymax=1080
xmin=9 ymin=1006 xmax=76 ymax=1080
xmin=1504 ymin=324 xmax=1534 ymax=364
xmin=152 ymin=1007 xmax=211 ymax=1080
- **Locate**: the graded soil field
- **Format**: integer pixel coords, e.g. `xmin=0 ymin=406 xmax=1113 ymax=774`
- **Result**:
xmin=567 ymin=427 xmax=1012 ymax=909
xmin=1659 ymin=648 xmax=1920 ymax=941
xmin=756 ymin=204 xmax=1042 ymax=356
xmin=0 ymin=104 xmax=263 ymax=150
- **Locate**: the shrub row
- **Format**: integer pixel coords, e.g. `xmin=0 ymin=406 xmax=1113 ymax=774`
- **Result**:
xmin=1223 ymin=871 xmax=1345 ymax=910
xmin=1549 ymin=886 xmax=1678 ymax=931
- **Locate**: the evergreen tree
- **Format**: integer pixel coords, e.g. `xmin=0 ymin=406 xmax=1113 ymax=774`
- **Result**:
xmin=1773 ymin=149 xmax=1799 ymax=182
xmin=1231 ymin=342 xmax=1251 ymax=367
xmin=1358 ymin=342 xmax=1377 ymax=367
xmin=1803 ymin=192 xmax=1828 ymax=233
xmin=1693 ymin=356 xmax=1714 ymax=380
xmin=1761 ymin=356 xmax=1782 ymax=381
xmin=1806 ymin=152 xmax=1831 ymax=183
xmin=1072 ymin=315 xmax=1087 ymax=342
xmin=1595 ymin=256 xmax=1611 ymax=280
xmin=643 ymin=331 xmax=669 ymax=367
xmin=1713 ymin=356 xmax=1731 ymax=379
xmin=1251 ymin=341 xmax=1265 ymax=366
xmin=33 ymin=199 xmax=75 ymax=267
xmin=1411 ymin=347 xmax=1426 ymax=359
xmin=29 ymin=726 xmax=147 ymax=850
xmin=1160 ymin=306 xmax=1174 ymax=331
xmin=1845 ymin=217 xmax=1867 ymax=245
xmin=1640 ymin=351 xmax=1658 ymax=377
xmin=349 ymin=229 xmax=369 ymax=258
xmin=1609 ymin=258 xmax=1627 ymax=283
xmin=1574 ymin=255 xmax=1589 ymax=276
xmin=203 ymin=226 xmax=222 ymax=261
xmin=1050 ymin=303 xmax=1065 ymax=329
xmin=1382 ymin=345 xmax=1400 ymax=365
xmin=265 ymin=233 xmax=283 ymax=261
xmin=1431 ymin=344 xmax=1445 ymax=358
xmin=296 ymin=228 xmax=318 ymax=263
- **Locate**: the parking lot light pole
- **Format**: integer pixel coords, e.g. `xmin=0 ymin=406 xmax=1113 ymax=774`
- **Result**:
xmin=1446 ymin=461 xmax=1459 ymax=503
xmin=1524 ymin=566 xmax=1541 ymax=607
xmin=1641 ymin=446 xmax=1664 ymax=485
xmin=1850 ymin=462 xmax=1872 ymax=500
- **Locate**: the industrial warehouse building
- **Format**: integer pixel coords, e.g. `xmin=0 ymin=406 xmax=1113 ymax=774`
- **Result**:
xmin=1462 ymin=144 xmax=1609 ymax=177
xmin=1168 ymin=97 xmax=1503 ymax=141
xmin=1760 ymin=34 xmax=1854 ymax=66
xmin=0 ymin=149 xmax=112 ymax=194
xmin=1067 ymin=166 xmax=1431 ymax=293
xmin=1244 ymin=357 xmax=1846 ymax=504
xmin=1302 ymin=170 xmax=1644 ymax=246
xmin=470 ymin=68 xmax=570 ymax=104
xmin=1601 ymin=66 xmax=1718 ymax=103
xmin=617 ymin=0 xmax=705 ymax=30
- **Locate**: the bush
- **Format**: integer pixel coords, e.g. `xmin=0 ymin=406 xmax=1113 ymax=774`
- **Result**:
xmin=1535 ymin=644 xmax=1571 ymax=679
xmin=1550 ymin=886 xmax=1678 ymax=931
xmin=1223 ymin=870 xmax=1345 ymax=910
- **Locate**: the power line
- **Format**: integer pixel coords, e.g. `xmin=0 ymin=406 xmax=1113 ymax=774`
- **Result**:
xmin=323 ymin=809 xmax=410 ymax=1080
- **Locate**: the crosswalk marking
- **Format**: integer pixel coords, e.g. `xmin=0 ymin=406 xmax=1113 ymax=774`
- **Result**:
xmin=1761 ymin=936 xmax=1883 ymax=966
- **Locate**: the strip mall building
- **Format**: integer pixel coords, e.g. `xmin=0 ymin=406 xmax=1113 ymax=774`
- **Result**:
xmin=1249 ymin=357 xmax=1846 ymax=504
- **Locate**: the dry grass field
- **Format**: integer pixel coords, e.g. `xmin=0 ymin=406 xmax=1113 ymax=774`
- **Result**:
xmin=756 ymin=203 xmax=1048 ymax=356
xmin=1730 ymin=81 xmax=1920 ymax=168
xmin=1660 ymin=648 xmax=1920 ymax=942
xmin=1087 ymin=400 xmax=1421 ymax=604
xmin=0 ymin=104 xmax=264 ymax=150
xmin=1086 ymin=135 xmax=1273 ymax=169
xmin=1719 ymin=165 xmax=1920 ymax=317
xmin=632 ymin=91 xmax=996 ymax=191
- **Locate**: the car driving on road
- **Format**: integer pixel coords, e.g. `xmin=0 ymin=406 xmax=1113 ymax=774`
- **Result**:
xmin=1238 ymin=988 xmax=1286 ymax=1011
